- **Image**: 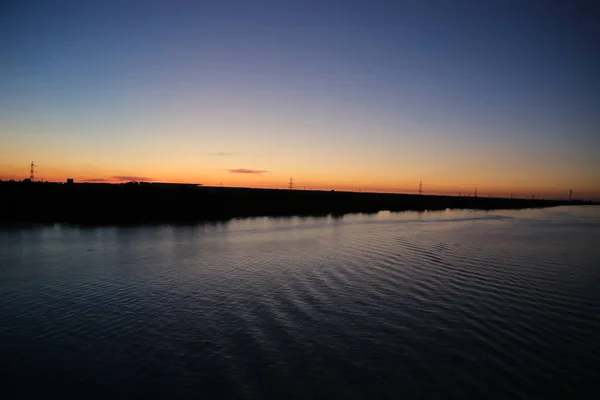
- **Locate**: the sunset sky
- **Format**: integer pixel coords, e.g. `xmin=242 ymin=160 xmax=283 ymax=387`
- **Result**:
xmin=2 ymin=1 xmax=599 ymax=199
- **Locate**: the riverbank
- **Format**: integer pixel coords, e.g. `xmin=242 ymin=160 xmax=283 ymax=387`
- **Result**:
xmin=0 ymin=181 xmax=592 ymax=224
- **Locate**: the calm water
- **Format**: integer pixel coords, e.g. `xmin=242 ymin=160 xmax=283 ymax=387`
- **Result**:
xmin=1 ymin=206 xmax=599 ymax=398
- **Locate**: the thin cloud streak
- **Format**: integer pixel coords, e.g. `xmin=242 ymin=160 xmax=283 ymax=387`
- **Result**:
xmin=208 ymin=152 xmax=233 ymax=156
xmin=228 ymin=169 xmax=268 ymax=175
xmin=112 ymin=175 xmax=153 ymax=182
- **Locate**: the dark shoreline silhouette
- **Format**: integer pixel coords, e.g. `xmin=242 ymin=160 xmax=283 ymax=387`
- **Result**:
xmin=0 ymin=181 xmax=595 ymax=224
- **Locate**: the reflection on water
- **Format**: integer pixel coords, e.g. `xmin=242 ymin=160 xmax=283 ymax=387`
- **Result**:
xmin=1 ymin=206 xmax=599 ymax=398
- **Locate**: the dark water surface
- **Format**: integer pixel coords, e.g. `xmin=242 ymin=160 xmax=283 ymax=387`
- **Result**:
xmin=2 ymin=206 xmax=599 ymax=398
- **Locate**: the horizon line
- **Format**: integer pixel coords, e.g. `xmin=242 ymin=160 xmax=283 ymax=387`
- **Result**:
xmin=2 ymin=178 xmax=597 ymax=203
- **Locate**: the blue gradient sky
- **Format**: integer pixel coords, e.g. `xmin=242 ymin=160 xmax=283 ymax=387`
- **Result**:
xmin=1 ymin=0 xmax=599 ymax=198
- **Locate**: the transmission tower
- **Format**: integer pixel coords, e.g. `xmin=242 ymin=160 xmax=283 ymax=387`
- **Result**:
xmin=569 ymin=189 xmax=572 ymax=202
xmin=474 ymin=188 xmax=478 ymax=198
xmin=29 ymin=161 xmax=36 ymax=181
xmin=288 ymin=177 xmax=294 ymax=190
xmin=418 ymin=181 xmax=423 ymax=195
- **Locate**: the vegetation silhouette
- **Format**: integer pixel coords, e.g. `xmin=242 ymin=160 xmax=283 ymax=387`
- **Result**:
xmin=0 ymin=181 xmax=594 ymax=225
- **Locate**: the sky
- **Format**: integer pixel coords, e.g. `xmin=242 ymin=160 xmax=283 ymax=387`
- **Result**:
xmin=1 ymin=0 xmax=599 ymax=199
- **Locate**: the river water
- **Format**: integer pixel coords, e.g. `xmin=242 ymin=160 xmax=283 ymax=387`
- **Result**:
xmin=1 ymin=206 xmax=599 ymax=398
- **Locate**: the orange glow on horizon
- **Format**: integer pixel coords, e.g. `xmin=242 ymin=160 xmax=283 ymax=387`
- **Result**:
xmin=1 ymin=165 xmax=598 ymax=201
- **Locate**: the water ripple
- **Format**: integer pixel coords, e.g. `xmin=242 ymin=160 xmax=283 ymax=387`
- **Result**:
xmin=1 ymin=207 xmax=599 ymax=398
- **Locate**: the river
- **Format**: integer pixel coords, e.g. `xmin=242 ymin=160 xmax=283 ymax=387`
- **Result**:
xmin=1 ymin=206 xmax=599 ymax=398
